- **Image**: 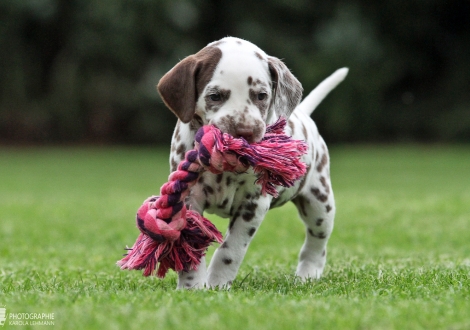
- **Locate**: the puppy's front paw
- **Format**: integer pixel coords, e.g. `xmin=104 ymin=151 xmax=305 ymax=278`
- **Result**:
xmin=177 ymin=259 xmax=207 ymax=289
xmin=295 ymin=261 xmax=325 ymax=281
xmin=206 ymin=273 xmax=233 ymax=290
xmin=177 ymin=278 xmax=206 ymax=290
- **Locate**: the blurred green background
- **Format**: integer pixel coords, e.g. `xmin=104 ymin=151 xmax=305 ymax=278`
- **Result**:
xmin=1 ymin=0 xmax=469 ymax=145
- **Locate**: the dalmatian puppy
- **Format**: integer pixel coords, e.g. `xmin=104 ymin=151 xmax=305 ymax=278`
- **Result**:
xmin=157 ymin=37 xmax=348 ymax=289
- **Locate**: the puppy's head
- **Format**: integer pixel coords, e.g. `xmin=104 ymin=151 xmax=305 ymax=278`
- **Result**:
xmin=157 ymin=37 xmax=303 ymax=143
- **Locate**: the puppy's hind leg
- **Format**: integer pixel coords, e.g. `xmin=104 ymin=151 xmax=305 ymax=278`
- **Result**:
xmin=292 ymin=168 xmax=335 ymax=280
xmin=292 ymin=193 xmax=335 ymax=280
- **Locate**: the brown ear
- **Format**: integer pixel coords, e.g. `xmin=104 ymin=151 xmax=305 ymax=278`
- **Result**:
xmin=268 ymin=57 xmax=303 ymax=119
xmin=157 ymin=46 xmax=222 ymax=123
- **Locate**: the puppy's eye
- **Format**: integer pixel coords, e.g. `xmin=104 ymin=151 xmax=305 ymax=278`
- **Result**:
xmin=210 ymin=94 xmax=221 ymax=101
xmin=257 ymin=93 xmax=267 ymax=101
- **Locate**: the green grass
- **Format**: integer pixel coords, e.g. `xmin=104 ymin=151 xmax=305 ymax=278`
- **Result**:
xmin=1 ymin=145 xmax=469 ymax=329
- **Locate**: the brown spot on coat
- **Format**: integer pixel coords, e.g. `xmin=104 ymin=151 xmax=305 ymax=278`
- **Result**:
xmin=311 ymin=187 xmax=328 ymax=203
xmin=254 ymin=79 xmax=267 ymax=87
xmin=308 ymin=228 xmax=326 ymax=239
xmin=319 ymin=176 xmax=330 ymax=194
xmin=242 ymin=212 xmax=255 ymax=221
xmin=203 ymin=185 xmax=214 ymax=195
xmin=229 ymin=212 xmax=240 ymax=230
xmin=171 ymin=158 xmax=178 ymax=172
xmin=296 ymin=165 xmax=311 ymax=194
xmin=245 ymin=202 xmax=257 ymax=212
xmin=176 ymin=144 xmax=186 ymax=158
xmin=248 ymin=227 xmax=256 ymax=236
xmin=316 ymin=153 xmax=328 ymax=172
xmin=223 ymin=258 xmax=233 ymax=265
xmin=218 ymin=198 xmax=229 ymax=209
xmin=174 ymin=123 xmax=181 ymax=141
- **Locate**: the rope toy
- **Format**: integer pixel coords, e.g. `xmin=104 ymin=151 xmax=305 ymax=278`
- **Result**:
xmin=117 ymin=118 xmax=308 ymax=278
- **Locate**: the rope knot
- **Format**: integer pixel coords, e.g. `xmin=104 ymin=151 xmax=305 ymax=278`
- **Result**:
xmin=194 ymin=125 xmax=249 ymax=173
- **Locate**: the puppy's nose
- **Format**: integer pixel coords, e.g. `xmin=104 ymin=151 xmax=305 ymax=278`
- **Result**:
xmin=234 ymin=127 xmax=254 ymax=143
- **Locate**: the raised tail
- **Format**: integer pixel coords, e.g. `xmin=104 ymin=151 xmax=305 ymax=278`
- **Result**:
xmin=296 ymin=67 xmax=349 ymax=116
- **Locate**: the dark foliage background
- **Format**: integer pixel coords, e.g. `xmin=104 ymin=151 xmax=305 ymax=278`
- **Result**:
xmin=1 ymin=0 xmax=469 ymax=144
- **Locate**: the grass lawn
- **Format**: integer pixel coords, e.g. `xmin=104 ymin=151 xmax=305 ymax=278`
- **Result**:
xmin=1 ymin=145 xmax=469 ymax=329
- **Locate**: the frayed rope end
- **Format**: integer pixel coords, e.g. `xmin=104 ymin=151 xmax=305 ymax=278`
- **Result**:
xmin=117 ymin=208 xmax=222 ymax=278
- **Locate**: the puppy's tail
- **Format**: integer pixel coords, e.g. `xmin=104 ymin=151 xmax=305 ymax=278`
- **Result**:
xmin=296 ymin=67 xmax=349 ymax=116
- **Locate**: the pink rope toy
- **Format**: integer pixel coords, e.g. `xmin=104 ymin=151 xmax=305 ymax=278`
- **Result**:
xmin=117 ymin=118 xmax=308 ymax=278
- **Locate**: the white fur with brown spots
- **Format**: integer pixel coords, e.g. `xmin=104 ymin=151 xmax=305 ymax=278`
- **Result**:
xmin=157 ymin=37 xmax=348 ymax=289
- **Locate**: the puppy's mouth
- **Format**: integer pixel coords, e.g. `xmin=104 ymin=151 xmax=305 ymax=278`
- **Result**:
xmin=211 ymin=123 xmax=265 ymax=144
xmin=232 ymin=126 xmax=257 ymax=143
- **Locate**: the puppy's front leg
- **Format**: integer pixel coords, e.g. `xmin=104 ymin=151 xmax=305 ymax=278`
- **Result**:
xmin=176 ymin=199 xmax=207 ymax=289
xmin=207 ymin=198 xmax=270 ymax=289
